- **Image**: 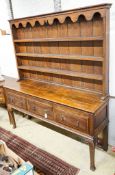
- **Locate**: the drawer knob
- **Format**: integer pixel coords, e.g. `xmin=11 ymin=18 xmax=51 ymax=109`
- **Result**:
xmin=61 ymin=115 xmax=65 ymax=121
xmin=44 ymin=113 xmax=48 ymax=119
xmin=20 ymin=102 xmax=24 ymax=106
xmin=44 ymin=109 xmax=49 ymax=113
xmin=9 ymin=97 xmax=14 ymax=103
xmin=32 ymin=106 xmax=36 ymax=111
xmin=76 ymin=121 xmax=79 ymax=127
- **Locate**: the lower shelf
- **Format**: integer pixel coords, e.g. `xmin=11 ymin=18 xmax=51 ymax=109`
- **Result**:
xmin=18 ymin=65 xmax=103 ymax=81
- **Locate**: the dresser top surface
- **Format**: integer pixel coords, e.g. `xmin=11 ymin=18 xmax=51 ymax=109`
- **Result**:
xmin=4 ymin=77 xmax=107 ymax=113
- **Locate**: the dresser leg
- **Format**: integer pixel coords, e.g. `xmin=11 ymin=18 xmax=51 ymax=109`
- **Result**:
xmin=89 ymin=139 xmax=96 ymax=171
xmin=102 ymin=125 xmax=108 ymax=151
xmin=8 ymin=109 xmax=12 ymax=125
xmin=22 ymin=113 xmax=32 ymax=119
xmin=7 ymin=106 xmax=16 ymax=129
xmin=22 ymin=113 xmax=27 ymax=117
xmin=28 ymin=115 xmax=32 ymax=119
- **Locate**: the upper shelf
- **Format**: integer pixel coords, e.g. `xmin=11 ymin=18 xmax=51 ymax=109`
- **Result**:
xmin=16 ymin=53 xmax=103 ymax=62
xmin=14 ymin=36 xmax=103 ymax=43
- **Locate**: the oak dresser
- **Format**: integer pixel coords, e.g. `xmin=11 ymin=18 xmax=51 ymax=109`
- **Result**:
xmin=3 ymin=3 xmax=111 ymax=170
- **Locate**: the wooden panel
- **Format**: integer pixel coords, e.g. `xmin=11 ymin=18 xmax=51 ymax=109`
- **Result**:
xmin=0 ymin=87 xmax=4 ymax=96
xmin=15 ymin=26 xmax=24 ymax=39
xmin=95 ymin=107 xmax=106 ymax=128
xmin=80 ymin=17 xmax=94 ymax=90
xmin=93 ymin=14 xmax=103 ymax=92
xmin=27 ymin=97 xmax=53 ymax=120
xmin=54 ymin=104 xmax=90 ymax=134
xmin=0 ymin=87 xmax=5 ymax=104
xmin=6 ymin=91 xmax=27 ymax=110
xmin=68 ymin=20 xmax=82 ymax=88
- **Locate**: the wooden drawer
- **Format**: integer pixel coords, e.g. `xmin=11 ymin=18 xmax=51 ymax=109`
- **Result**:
xmin=27 ymin=98 xmax=53 ymax=120
xmin=6 ymin=91 xmax=27 ymax=110
xmin=0 ymin=87 xmax=5 ymax=104
xmin=95 ymin=106 xmax=107 ymax=128
xmin=54 ymin=105 xmax=90 ymax=133
xmin=0 ymin=87 xmax=4 ymax=98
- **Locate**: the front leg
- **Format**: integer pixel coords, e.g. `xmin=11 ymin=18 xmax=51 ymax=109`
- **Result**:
xmin=89 ymin=138 xmax=96 ymax=171
xmin=7 ymin=106 xmax=16 ymax=128
xmin=102 ymin=125 xmax=108 ymax=151
xmin=7 ymin=108 xmax=13 ymax=125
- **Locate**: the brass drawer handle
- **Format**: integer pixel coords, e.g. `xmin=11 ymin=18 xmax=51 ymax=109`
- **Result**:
xmin=44 ymin=113 xmax=48 ymax=119
xmin=61 ymin=114 xmax=65 ymax=121
xmin=44 ymin=109 xmax=49 ymax=113
xmin=19 ymin=101 xmax=24 ymax=106
xmin=44 ymin=110 xmax=50 ymax=119
xmin=76 ymin=120 xmax=79 ymax=127
xmin=9 ymin=96 xmax=14 ymax=103
xmin=32 ymin=106 xmax=36 ymax=111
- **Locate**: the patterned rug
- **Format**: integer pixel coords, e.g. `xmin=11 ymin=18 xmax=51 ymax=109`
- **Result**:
xmin=0 ymin=127 xmax=79 ymax=175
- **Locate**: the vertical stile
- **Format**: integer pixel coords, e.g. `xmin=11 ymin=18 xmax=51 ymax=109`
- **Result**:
xmin=93 ymin=13 xmax=103 ymax=92
xmin=47 ymin=19 xmax=59 ymax=83
xmin=68 ymin=18 xmax=82 ymax=87
xmin=102 ymin=9 xmax=110 ymax=97
xmin=80 ymin=16 xmax=94 ymax=90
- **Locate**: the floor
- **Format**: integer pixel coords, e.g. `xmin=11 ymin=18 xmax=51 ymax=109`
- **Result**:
xmin=0 ymin=107 xmax=115 ymax=175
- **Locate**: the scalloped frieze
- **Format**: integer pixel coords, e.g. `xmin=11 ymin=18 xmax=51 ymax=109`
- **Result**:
xmin=10 ymin=8 xmax=106 ymax=28
xmin=48 ymin=17 xmax=55 ymax=25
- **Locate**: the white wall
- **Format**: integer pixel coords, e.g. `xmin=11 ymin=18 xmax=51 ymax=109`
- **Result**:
xmin=0 ymin=0 xmax=18 ymax=78
xmin=0 ymin=0 xmax=10 ymax=31
xmin=12 ymin=0 xmax=54 ymax=18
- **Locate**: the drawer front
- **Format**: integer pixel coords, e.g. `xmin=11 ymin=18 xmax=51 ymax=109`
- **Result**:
xmin=54 ymin=105 xmax=90 ymax=133
xmin=27 ymin=98 xmax=53 ymax=120
xmin=0 ymin=87 xmax=5 ymax=104
xmin=95 ymin=106 xmax=107 ymax=128
xmin=6 ymin=91 xmax=27 ymax=110
xmin=0 ymin=87 xmax=4 ymax=98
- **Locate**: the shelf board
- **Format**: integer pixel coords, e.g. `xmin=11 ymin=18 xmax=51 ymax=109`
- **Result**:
xmin=14 ymin=36 xmax=103 ymax=43
xmin=16 ymin=53 xmax=103 ymax=62
xmin=18 ymin=65 xmax=103 ymax=81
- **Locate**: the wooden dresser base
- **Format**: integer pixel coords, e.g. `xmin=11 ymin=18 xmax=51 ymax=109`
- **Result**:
xmin=4 ymin=79 xmax=108 ymax=171
xmin=7 ymin=104 xmax=108 ymax=171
